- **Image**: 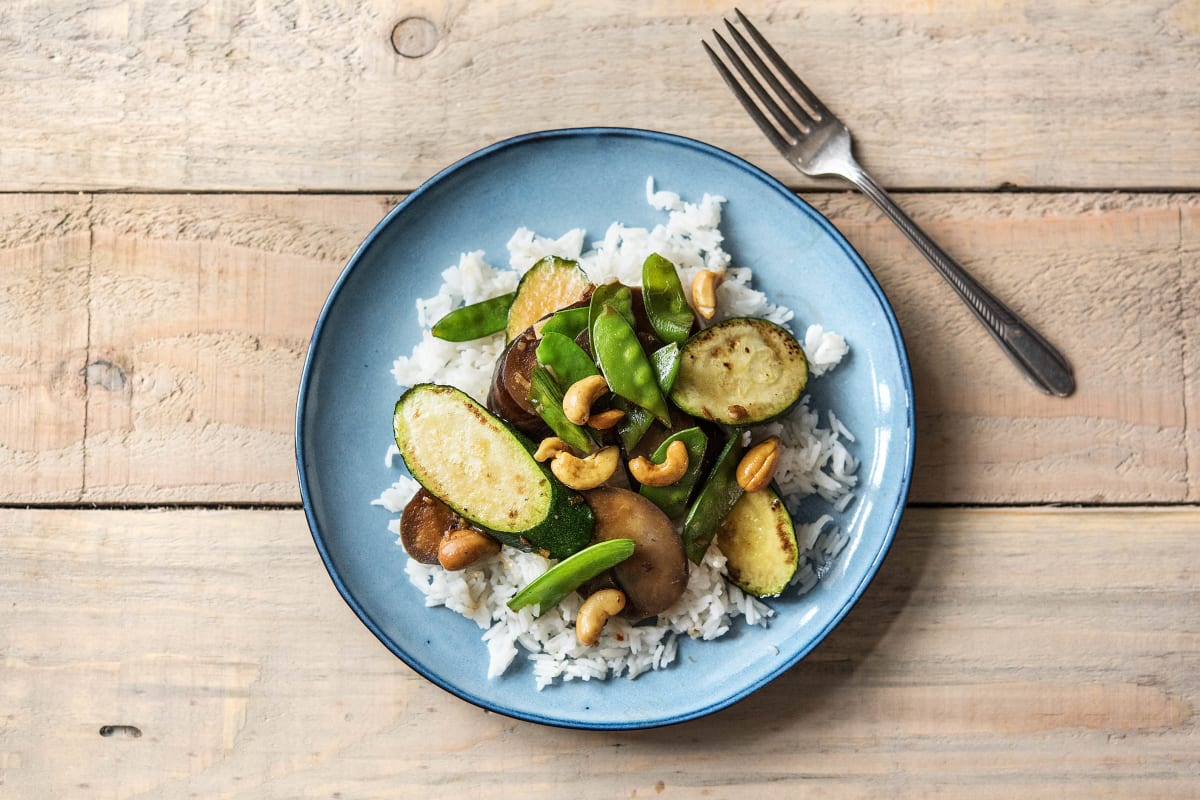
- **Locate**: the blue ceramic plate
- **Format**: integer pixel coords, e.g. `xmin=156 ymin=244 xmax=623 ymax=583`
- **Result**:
xmin=296 ymin=128 xmax=914 ymax=729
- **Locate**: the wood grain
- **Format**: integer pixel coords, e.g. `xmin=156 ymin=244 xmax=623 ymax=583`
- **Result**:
xmin=0 ymin=195 xmax=92 ymax=501
xmin=808 ymin=191 xmax=1200 ymax=504
xmin=1 ymin=0 xmax=1197 ymax=192
xmin=2 ymin=191 xmax=1192 ymax=504
xmin=82 ymin=193 xmax=395 ymax=502
xmin=1 ymin=506 xmax=1195 ymax=798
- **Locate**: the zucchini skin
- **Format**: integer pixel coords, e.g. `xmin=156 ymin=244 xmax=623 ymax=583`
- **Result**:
xmin=393 ymin=384 xmax=593 ymax=559
xmin=670 ymin=317 xmax=809 ymax=426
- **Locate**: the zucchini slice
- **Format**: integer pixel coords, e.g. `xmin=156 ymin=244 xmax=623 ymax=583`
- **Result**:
xmin=393 ymin=384 xmax=593 ymax=558
xmin=506 ymin=256 xmax=592 ymax=342
xmin=670 ymin=317 xmax=808 ymax=425
xmin=715 ymin=486 xmax=799 ymax=597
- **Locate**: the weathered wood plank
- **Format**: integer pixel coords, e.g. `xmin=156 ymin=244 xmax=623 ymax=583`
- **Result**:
xmin=0 ymin=0 xmax=1197 ymax=192
xmin=808 ymin=191 xmax=1198 ymax=504
xmin=82 ymin=193 xmax=395 ymax=502
xmin=1183 ymin=203 xmax=1199 ymax=502
xmin=0 ymin=195 xmax=91 ymax=501
xmin=39 ymin=191 xmax=1190 ymax=504
xmin=1 ymin=507 xmax=1195 ymax=798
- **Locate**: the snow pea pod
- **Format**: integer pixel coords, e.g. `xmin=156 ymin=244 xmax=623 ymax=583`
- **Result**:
xmin=615 ymin=342 xmax=682 ymax=452
xmin=639 ymin=426 xmax=709 ymax=519
xmin=527 ymin=365 xmax=595 ymax=454
xmin=430 ymin=291 xmax=516 ymax=342
xmin=507 ymin=538 xmax=636 ymax=615
xmin=539 ymin=306 xmax=590 ymax=340
xmin=593 ymin=306 xmax=672 ymax=426
xmin=588 ymin=282 xmax=635 ymax=350
xmin=536 ymin=331 xmax=599 ymax=390
xmin=681 ymin=433 xmax=745 ymax=564
xmin=641 ymin=253 xmax=692 ymax=345
xmin=650 ymin=342 xmax=681 ymax=394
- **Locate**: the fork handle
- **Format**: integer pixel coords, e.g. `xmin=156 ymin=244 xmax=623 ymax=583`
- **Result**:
xmin=844 ymin=165 xmax=1075 ymax=397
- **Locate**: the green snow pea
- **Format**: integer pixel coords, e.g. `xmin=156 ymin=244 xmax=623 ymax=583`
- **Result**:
xmin=650 ymin=342 xmax=682 ymax=394
xmin=539 ymin=306 xmax=590 ymax=340
xmin=592 ymin=305 xmax=672 ymax=426
xmin=587 ymin=282 xmax=635 ymax=350
xmin=681 ymin=433 xmax=745 ymax=564
xmin=536 ymin=331 xmax=599 ymax=390
xmin=614 ymin=399 xmax=653 ymax=453
xmin=430 ymin=291 xmax=516 ymax=342
xmin=527 ymin=365 xmax=595 ymax=454
xmin=638 ymin=426 xmax=709 ymax=519
xmin=615 ymin=342 xmax=683 ymax=452
xmin=507 ymin=538 xmax=637 ymax=615
xmin=641 ymin=253 xmax=693 ymax=345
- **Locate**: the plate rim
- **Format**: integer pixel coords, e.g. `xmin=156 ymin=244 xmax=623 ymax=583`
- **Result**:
xmin=295 ymin=126 xmax=915 ymax=730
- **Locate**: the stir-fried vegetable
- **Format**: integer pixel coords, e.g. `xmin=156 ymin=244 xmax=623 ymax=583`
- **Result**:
xmin=394 ymin=384 xmax=594 ymax=558
xmin=431 ymin=292 xmax=516 ymax=342
xmin=671 ymin=317 xmax=808 ymax=425
xmin=527 ymin=366 xmax=595 ymax=454
xmin=536 ymin=331 xmax=599 ymax=390
xmin=681 ymin=434 xmax=746 ymax=564
xmin=400 ymin=251 xmax=812 ymax=627
xmin=506 ymin=256 xmax=592 ymax=342
xmin=593 ymin=305 xmax=672 ymax=426
xmin=507 ymin=538 xmax=637 ymax=615
xmin=588 ymin=282 xmax=635 ymax=346
xmin=539 ymin=306 xmax=590 ymax=339
xmin=641 ymin=253 xmax=693 ymax=345
xmin=638 ymin=426 xmax=709 ymax=518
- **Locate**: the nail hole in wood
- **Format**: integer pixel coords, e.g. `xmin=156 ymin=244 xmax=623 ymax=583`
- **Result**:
xmin=99 ymin=724 xmax=142 ymax=738
xmin=391 ymin=16 xmax=439 ymax=58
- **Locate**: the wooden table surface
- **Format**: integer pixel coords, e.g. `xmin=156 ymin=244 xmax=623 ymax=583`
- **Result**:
xmin=2 ymin=2 xmax=1197 ymax=797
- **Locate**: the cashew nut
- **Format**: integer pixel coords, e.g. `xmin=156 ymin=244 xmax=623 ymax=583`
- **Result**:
xmin=586 ymin=408 xmax=625 ymax=431
xmin=550 ymin=446 xmax=620 ymax=490
xmin=562 ymin=374 xmax=609 ymax=425
xmin=534 ymin=436 xmax=572 ymax=462
xmin=736 ymin=435 xmax=782 ymax=492
xmin=576 ymin=588 xmax=627 ymax=646
xmin=629 ymin=439 xmax=690 ymax=487
xmin=692 ymin=269 xmax=723 ymax=320
xmin=437 ymin=527 xmax=501 ymax=571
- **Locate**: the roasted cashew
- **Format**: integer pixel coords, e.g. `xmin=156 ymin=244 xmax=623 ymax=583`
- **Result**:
xmin=533 ymin=436 xmax=572 ymax=462
xmin=628 ymin=439 xmax=689 ymax=487
xmin=736 ymin=435 xmax=782 ymax=492
xmin=576 ymin=588 xmax=627 ymax=646
xmin=437 ymin=527 xmax=501 ymax=571
xmin=692 ymin=269 xmax=723 ymax=320
xmin=562 ymin=374 xmax=609 ymax=425
xmin=550 ymin=446 xmax=619 ymax=490
xmin=586 ymin=408 xmax=625 ymax=431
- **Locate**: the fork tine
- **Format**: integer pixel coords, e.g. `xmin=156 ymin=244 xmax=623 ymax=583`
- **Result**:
xmin=722 ymin=19 xmax=819 ymax=131
xmin=710 ymin=30 xmax=812 ymax=144
xmin=733 ymin=8 xmax=830 ymax=120
xmin=702 ymin=39 xmax=793 ymax=155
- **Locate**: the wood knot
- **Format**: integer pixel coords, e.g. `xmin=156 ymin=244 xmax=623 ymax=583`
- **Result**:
xmin=82 ymin=359 xmax=128 ymax=391
xmin=391 ymin=16 xmax=439 ymax=58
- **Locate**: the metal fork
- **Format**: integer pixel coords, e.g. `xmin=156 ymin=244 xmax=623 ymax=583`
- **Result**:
xmin=704 ymin=9 xmax=1075 ymax=397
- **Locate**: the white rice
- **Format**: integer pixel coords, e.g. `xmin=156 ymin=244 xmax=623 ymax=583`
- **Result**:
xmin=374 ymin=178 xmax=858 ymax=687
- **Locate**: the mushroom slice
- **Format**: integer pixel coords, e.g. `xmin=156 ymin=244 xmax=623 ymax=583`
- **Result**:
xmin=399 ymin=487 xmax=458 ymax=565
xmin=583 ymin=487 xmax=689 ymax=619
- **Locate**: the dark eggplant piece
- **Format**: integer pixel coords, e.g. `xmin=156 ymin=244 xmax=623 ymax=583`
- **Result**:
xmin=486 ymin=327 xmax=550 ymax=438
